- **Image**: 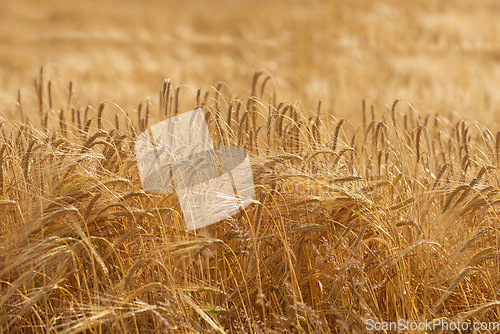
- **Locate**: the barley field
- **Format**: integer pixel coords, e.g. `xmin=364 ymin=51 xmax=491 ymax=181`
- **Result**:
xmin=1 ymin=0 xmax=500 ymax=333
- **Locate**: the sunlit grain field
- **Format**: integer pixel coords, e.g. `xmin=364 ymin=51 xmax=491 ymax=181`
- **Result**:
xmin=1 ymin=0 xmax=500 ymax=333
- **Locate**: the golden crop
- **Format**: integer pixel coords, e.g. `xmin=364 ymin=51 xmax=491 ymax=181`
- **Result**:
xmin=1 ymin=0 xmax=500 ymax=333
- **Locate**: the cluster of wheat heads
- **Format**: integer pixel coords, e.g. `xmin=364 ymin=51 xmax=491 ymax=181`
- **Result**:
xmin=0 ymin=71 xmax=500 ymax=333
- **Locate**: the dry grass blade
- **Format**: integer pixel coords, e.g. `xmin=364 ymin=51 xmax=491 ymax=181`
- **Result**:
xmin=416 ymin=125 xmax=423 ymax=163
xmin=391 ymin=99 xmax=399 ymax=128
xmin=181 ymin=293 xmax=227 ymax=334
xmin=97 ymin=102 xmax=105 ymax=130
xmin=331 ymin=119 xmax=344 ymax=152
xmin=457 ymin=301 xmax=500 ymax=321
xmin=432 ymin=266 xmax=473 ymax=313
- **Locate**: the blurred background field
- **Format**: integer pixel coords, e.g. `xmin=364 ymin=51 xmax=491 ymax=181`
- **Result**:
xmin=2 ymin=0 xmax=500 ymax=125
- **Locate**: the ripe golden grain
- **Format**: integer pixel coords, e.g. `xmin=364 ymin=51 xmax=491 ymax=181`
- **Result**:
xmin=1 ymin=73 xmax=500 ymax=333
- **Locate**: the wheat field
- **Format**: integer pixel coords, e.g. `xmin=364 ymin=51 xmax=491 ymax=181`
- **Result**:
xmin=1 ymin=0 xmax=500 ymax=333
